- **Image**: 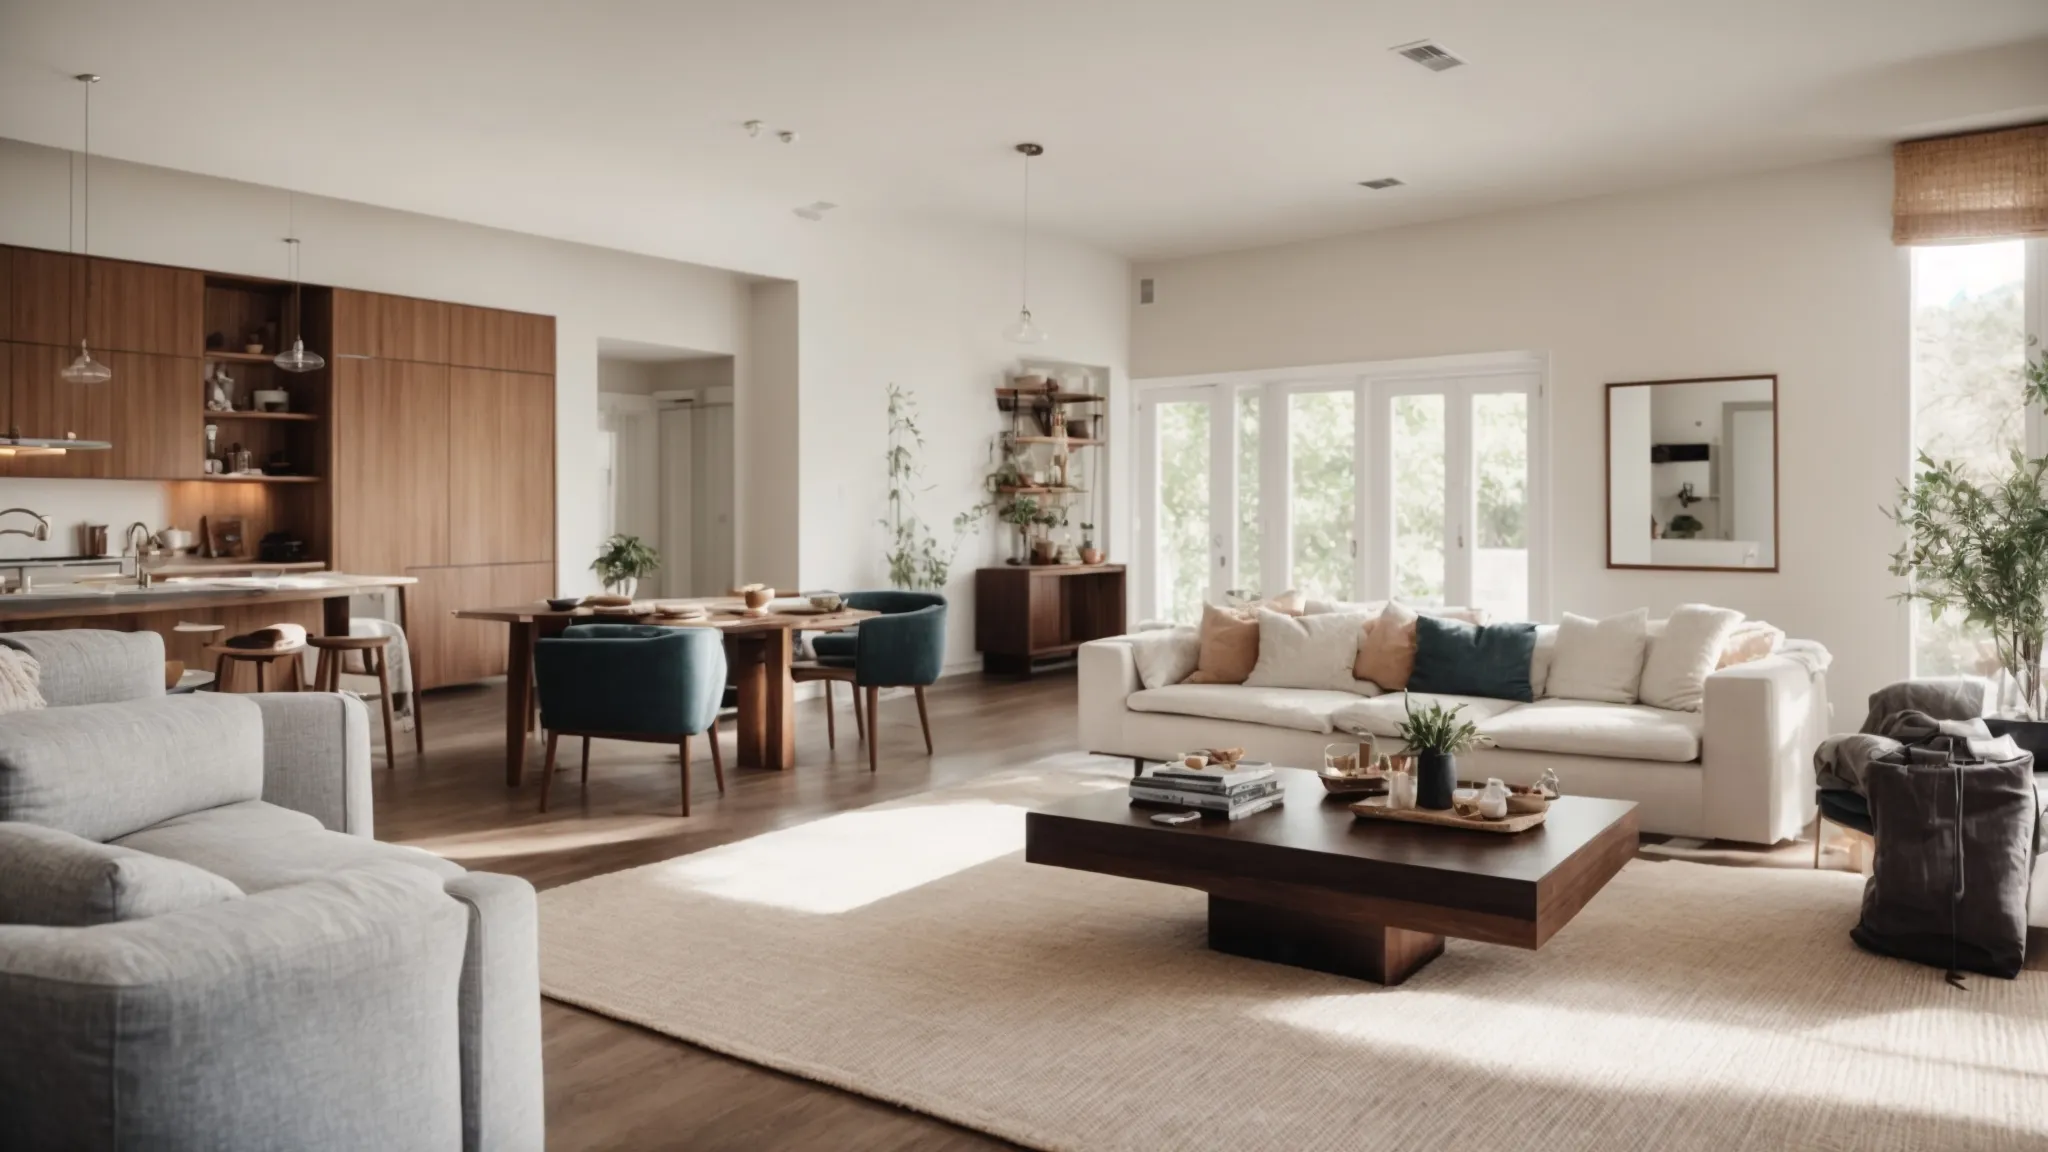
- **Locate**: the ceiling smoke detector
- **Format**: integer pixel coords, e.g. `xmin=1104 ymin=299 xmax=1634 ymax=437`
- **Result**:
xmin=1358 ymin=178 xmax=1405 ymax=190
xmin=1391 ymin=40 xmax=1465 ymax=71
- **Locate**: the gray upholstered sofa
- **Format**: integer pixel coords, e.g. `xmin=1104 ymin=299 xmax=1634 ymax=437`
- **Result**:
xmin=0 ymin=630 xmax=543 ymax=1151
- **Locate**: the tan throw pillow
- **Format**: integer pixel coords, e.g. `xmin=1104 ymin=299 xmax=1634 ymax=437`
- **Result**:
xmin=1184 ymin=603 xmax=1262 ymax=684
xmin=1355 ymin=601 xmax=1419 ymax=688
xmin=1718 ymin=620 xmax=1784 ymax=668
xmin=0 ymin=647 xmax=46 ymax=714
xmin=1250 ymin=589 xmax=1305 ymax=616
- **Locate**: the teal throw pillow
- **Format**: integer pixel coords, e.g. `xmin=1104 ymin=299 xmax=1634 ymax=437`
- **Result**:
xmin=1408 ymin=614 xmax=1537 ymax=702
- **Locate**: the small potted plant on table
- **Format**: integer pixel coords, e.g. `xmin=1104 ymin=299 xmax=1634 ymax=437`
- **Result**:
xmin=592 ymin=534 xmax=660 ymax=599
xmin=1396 ymin=699 xmax=1485 ymax=810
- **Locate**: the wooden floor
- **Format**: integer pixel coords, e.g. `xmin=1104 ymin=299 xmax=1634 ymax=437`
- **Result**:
xmin=373 ymin=674 xmax=2034 ymax=1151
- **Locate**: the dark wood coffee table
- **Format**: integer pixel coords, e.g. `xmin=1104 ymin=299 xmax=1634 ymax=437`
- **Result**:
xmin=1025 ymin=767 xmax=1638 ymax=985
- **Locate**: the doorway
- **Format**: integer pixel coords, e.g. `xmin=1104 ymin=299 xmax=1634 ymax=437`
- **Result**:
xmin=596 ymin=342 xmax=737 ymax=598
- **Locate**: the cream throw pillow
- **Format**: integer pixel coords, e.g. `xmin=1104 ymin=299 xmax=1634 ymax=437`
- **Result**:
xmin=1128 ymin=626 xmax=1200 ymax=690
xmin=0 ymin=647 xmax=45 ymax=714
xmin=1544 ymin=609 xmax=1651 ymax=704
xmin=1245 ymin=609 xmax=1376 ymax=693
xmin=1639 ymin=604 xmax=1746 ymax=711
xmin=1184 ymin=604 xmax=1262 ymax=684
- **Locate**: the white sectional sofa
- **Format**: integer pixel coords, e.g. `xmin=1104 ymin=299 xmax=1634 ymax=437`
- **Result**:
xmin=1078 ymin=632 xmax=1832 ymax=845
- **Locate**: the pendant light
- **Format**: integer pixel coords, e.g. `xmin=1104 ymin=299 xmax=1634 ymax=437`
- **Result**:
xmin=273 ymin=193 xmax=324 ymax=373
xmin=60 ymin=74 xmax=112 ymax=385
xmin=1003 ymin=142 xmax=1049 ymax=345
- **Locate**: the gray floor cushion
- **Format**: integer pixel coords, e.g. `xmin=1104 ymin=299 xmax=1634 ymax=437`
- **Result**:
xmin=113 ymin=801 xmax=464 ymax=894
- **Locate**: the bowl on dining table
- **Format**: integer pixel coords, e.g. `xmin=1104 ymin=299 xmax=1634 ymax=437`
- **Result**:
xmin=807 ymin=591 xmax=845 ymax=613
xmin=743 ymin=586 xmax=776 ymax=610
xmin=546 ymin=597 xmax=581 ymax=612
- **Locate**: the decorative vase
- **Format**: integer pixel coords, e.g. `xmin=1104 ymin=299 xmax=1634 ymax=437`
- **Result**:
xmin=1080 ymin=547 xmax=1104 ymax=565
xmin=606 ymin=576 xmax=638 ymax=600
xmin=1031 ymin=538 xmax=1057 ymax=565
xmin=1416 ymin=751 xmax=1457 ymax=810
xmin=1011 ymin=531 xmax=1033 ymax=565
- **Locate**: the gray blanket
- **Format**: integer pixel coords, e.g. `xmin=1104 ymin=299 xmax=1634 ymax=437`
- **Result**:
xmin=1815 ymin=678 xmax=2013 ymax=794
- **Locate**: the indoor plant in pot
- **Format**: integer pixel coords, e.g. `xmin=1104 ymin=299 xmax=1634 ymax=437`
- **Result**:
xmin=1001 ymin=496 xmax=1042 ymax=565
xmin=1891 ymin=337 xmax=2048 ymax=741
xmin=1079 ymin=521 xmax=1103 ymax=565
xmin=1396 ymin=699 xmax=1485 ymax=810
xmin=592 ymin=533 xmax=660 ymax=599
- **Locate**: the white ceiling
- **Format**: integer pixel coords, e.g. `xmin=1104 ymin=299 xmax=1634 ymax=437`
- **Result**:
xmin=2 ymin=0 xmax=2046 ymax=263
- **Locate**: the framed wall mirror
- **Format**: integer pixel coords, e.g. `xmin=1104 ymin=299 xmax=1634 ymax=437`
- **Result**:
xmin=1606 ymin=374 xmax=1778 ymax=572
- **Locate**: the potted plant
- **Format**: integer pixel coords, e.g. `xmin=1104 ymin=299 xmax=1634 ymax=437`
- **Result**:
xmin=1395 ymin=699 xmax=1485 ymax=810
xmin=1665 ymin=513 xmax=1704 ymax=539
xmin=1891 ymin=338 xmax=2048 ymax=733
xmin=592 ymin=533 xmax=659 ymax=599
xmin=1079 ymin=521 xmax=1103 ymax=565
xmin=1032 ymin=506 xmax=1064 ymax=565
xmin=1001 ymin=496 xmax=1041 ymax=565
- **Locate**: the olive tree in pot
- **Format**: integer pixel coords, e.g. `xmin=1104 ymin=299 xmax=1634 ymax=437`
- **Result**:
xmin=1396 ymin=699 xmax=1485 ymax=810
xmin=592 ymin=534 xmax=660 ymax=599
xmin=1891 ymin=338 xmax=2048 ymax=749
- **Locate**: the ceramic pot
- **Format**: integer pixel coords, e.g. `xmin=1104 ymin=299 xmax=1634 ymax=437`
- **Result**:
xmin=1031 ymin=539 xmax=1057 ymax=565
xmin=1011 ymin=531 xmax=1033 ymax=565
xmin=1416 ymin=751 xmax=1457 ymax=810
xmin=1080 ymin=547 xmax=1105 ymax=565
xmin=606 ymin=576 xmax=638 ymax=600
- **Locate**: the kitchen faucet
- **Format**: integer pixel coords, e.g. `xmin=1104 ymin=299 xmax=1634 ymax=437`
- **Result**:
xmin=0 ymin=508 xmax=49 ymax=541
xmin=125 ymin=522 xmax=160 ymax=588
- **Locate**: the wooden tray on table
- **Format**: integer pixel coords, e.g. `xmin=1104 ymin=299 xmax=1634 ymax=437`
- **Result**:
xmin=1348 ymin=798 xmax=1548 ymax=833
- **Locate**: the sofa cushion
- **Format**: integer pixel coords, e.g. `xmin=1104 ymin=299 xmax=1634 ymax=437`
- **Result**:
xmin=1639 ymin=604 xmax=1745 ymax=712
xmin=0 ymin=821 xmax=243 ymax=926
xmin=0 ymin=629 xmax=166 ymax=706
xmin=1545 ymin=609 xmax=1651 ymax=704
xmin=1245 ymin=609 xmax=1375 ymax=693
xmin=1529 ymin=625 xmax=1559 ymax=698
xmin=0 ymin=694 xmax=264 ymax=842
xmin=1127 ymin=685 xmax=1367 ymax=734
xmin=1184 ymin=603 xmax=1261 ymax=685
xmin=1477 ymin=698 xmax=1703 ymax=763
xmin=1331 ymin=692 xmax=1523 ymax=739
xmin=1409 ymin=616 xmax=1538 ymax=702
xmin=112 ymin=800 xmax=464 ymax=893
xmin=1128 ymin=627 xmax=1199 ymax=690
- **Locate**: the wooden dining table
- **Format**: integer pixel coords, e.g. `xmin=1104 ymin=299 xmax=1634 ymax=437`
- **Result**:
xmin=451 ymin=598 xmax=877 ymax=786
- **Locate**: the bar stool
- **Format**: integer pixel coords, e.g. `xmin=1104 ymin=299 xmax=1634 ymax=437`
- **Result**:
xmin=309 ymin=635 xmax=400 ymax=768
xmin=204 ymin=643 xmax=307 ymax=693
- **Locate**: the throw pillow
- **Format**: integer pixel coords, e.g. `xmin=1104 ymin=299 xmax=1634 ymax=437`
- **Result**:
xmin=1354 ymin=601 xmax=1419 ymax=689
xmin=0 ymin=822 xmax=244 ymax=927
xmin=1639 ymin=604 xmax=1746 ymax=711
xmin=1408 ymin=615 xmax=1539 ymax=702
xmin=1245 ymin=609 xmax=1376 ymax=693
xmin=1544 ymin=609 xmax=1652 ymax=704
xmin=1718 ymin=620 xmax=1784 ymax=668
xmin=1184 ymin=603 xmax=1262 ymax=684
xmin=1529 ymin=624 xmax=1559 ymax=698
xmin=1128 ymin=626 xmax=1200 ymax=690
xmin=0 ymin=647 xmax=45 ymax=715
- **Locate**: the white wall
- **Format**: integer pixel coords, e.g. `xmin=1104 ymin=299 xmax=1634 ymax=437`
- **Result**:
xmin=793 ymin=214 xmax=1132 ymax=668
xmin=1133 ymin=155 xmax=1908 ymax=717
xmin=0 ymin=480 xmax=164 ymax=561
xmin=0 ymin=136 xmax=752 ymax=595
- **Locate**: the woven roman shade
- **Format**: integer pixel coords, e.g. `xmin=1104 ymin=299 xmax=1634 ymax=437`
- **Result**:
xmin=1893 ymin=123 xmax=2048 ymax=245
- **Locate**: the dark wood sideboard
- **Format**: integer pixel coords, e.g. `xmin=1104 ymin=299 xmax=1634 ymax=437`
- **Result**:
xmin=974 ymin=564 xmax=1126 ymax=677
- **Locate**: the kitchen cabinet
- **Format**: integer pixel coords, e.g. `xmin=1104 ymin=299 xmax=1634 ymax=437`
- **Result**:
xmin=8 ymin=248 xmax=85 ymax=349
xmin=406 ymin=562 xmax=552 ymax=689
xmin=107 ymin=353 xmax=201 ymax=478
xmin=8 ymin=342 xmax=112 ymax=478
xmin=331 ymin=358 xmax=450 ymax=573
xmin=449 ymin=305 xmax=554 ymax=374
xmin=87 ymin=259 xmax=204 ymax=357
xmin=448 ymin=368 xmax=554 ymax=566
xmin=332 ymin=289 xmax=450 ymax=363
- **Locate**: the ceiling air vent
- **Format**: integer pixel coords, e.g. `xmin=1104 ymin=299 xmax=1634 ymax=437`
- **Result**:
xmin=1391 ymin=40 xmax=1465 ymax=72
xmin=1358 ymin=178 xmax=1405 ymax=190
xmin=1139 ymin=278 xmax=1155 ymax=305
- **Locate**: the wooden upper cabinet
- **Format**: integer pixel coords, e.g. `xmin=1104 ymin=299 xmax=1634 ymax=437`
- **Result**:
xmin=448 ymin=368 xmax=555 ymax=566
xmin=449 ymin=305 xmax=554 ymax=373
xmin=0 ymin=248 xmax=12 ymax=343
xmin=8 ymin=248 xmax=86 ymax=348
xmin=86 ymin=259 xmax=203 ymax=357
xmin=331 ymin=289 xmax=449 ymax=363
xmin=106 ymin=352 xmax=201 ymax=479
xmin=331 ymin=358 xmax=450 ymax=572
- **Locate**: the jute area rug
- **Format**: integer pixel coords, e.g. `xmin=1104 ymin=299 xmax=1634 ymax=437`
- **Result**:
xmin=538 ymin=755 xmax=2048 ymax=1152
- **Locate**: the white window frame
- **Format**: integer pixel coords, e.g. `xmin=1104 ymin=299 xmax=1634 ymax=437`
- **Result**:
xmin=1131 ymin=350 xmax=1551 ymax=622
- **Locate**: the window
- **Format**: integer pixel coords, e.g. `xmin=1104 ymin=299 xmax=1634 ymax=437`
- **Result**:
xmin=1908 ymin=240 xmax=2043 ymax=677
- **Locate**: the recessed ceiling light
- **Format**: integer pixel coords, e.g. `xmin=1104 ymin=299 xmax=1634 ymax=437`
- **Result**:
xmin=1390 ymin=40 xmax=1465 ymax=72
xmin=1358 ymin=178 xmax=1405 ymax=190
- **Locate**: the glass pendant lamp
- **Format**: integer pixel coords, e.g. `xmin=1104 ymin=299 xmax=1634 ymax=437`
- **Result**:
xmin=274 ymin=193 xmax=325 ymax=372
xmin=1005 ymin=143 xmax=1049 ymax=345
xmin=59 ymin=74 xmax=112 ymax=385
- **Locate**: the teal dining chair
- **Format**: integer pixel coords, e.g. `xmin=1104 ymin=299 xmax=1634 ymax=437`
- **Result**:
xmin=532 ymin=623 xmax=726 ymax=815
xmin=795 ymin=591 xmax=946 ymax=772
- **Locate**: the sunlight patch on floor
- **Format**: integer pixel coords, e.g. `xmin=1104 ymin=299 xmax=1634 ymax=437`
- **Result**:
xmin=402 ymin=816 xmax=685 ymax=861
xmin=642 ymin=801 xmax=1027 ymax=913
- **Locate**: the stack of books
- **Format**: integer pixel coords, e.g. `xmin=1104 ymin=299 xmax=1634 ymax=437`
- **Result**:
xmin=1130 ymin=763 xmax=1284 ymax=820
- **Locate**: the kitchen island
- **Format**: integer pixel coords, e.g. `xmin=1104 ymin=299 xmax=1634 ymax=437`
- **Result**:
xmin=0 ymin=573 xmax=418 ymax=692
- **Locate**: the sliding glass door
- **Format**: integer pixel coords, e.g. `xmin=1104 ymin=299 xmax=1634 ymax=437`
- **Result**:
xmin=1136 ymin=357 xmax=1545 ymax=624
